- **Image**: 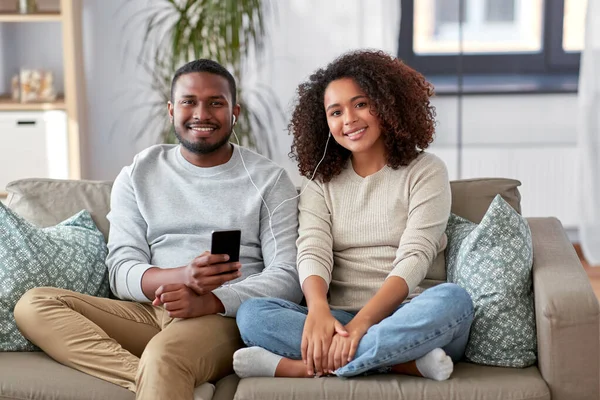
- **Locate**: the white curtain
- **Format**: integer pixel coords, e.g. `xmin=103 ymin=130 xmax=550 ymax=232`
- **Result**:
xmin=579 ymin=0 xmax=600 ymax=265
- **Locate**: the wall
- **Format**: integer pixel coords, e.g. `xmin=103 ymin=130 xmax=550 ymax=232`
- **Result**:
xmin=79 ymin=0 xmax=158 ymax=180
xmin=430 ymin=94 xmax=579 ymax=228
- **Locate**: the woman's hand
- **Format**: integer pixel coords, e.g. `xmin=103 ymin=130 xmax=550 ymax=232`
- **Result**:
xmin=301 ymin=304 xmax=348 ymax=376
xmin=327 ymin=320 xmax=370 ymax=372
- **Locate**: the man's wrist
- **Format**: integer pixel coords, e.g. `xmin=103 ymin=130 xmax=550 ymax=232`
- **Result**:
xmin=204 ymin=292 xmax=225 ymax=315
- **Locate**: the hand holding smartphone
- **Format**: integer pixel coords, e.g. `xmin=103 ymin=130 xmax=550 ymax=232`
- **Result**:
xmin=211 ymin=230 xmax=241 ymax=262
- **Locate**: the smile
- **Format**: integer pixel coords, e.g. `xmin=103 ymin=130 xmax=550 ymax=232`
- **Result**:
xmin=188 ymin=126 xmax=216 ymax=132
xmin=344 ymin=127 xmax=366 ymax=139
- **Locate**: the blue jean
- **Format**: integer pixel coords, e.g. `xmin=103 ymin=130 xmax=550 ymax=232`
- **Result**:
xmin=236 ymin=283 xmax=474 ymax=377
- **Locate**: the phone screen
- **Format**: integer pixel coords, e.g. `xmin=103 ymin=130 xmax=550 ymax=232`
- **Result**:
xmin=211 ymin=230 xmax=241 ymax=262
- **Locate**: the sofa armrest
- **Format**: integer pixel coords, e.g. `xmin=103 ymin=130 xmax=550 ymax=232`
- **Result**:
xmin=529 ymin=217 xmax=600 ymax=400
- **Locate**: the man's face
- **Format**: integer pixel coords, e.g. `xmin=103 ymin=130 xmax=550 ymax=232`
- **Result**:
xmin=168 ymin=72 xmax=239 ymax=155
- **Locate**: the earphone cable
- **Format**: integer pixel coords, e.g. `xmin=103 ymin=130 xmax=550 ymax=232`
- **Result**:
xmin=231 ymin=129 xmax=331 ymax=269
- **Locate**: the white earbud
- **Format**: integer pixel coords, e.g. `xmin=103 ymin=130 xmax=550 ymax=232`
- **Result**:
xmin=232 ymin=115 xmax=237 ymax=125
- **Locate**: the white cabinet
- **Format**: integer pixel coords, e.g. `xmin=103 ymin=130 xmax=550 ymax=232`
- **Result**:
xmin=0 ymin=110 xmax=68 ymax=192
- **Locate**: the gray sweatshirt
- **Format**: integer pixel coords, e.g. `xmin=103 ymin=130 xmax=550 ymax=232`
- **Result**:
xmin=105 ymin=144 xmax=302 ymax=316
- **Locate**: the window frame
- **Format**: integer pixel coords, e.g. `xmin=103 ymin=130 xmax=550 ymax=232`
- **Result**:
xmin=398 ymin=0 xmax=582 ymax=76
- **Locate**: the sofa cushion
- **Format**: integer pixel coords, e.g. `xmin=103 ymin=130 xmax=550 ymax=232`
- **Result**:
xmin=233 ymin=362 xmax=549 ymax=400
xmin=0 ymin=203 xmax=110 ymax=351
xmin=426 ymin=177 xmax=522 ymax=282
xmin=446 ymin=195 xmax=536 ymax=367
xmin=214 ymin=374 xmax=241 ymax=400
xmin=5 ymin=178 xmax=113 ymax=241
xmin=0 ymin=352 xmax=238 ymax=400
xmin=0 ymin=352 xmax=134 ymax=400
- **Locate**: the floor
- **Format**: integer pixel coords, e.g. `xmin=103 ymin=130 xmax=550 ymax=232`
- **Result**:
xmin=575 ymin=244 xmax=600 ymax=300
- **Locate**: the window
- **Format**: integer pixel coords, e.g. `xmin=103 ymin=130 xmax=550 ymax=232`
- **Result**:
xmin=563 ymin=0 xmax=587 ymax=52
xmin=399 ymin=0 xmax=587 ymax=76
xmin=416 ymin=0 xmax=543 ymax=55
xmin=485 ymin=0 xmax=515 ymax=22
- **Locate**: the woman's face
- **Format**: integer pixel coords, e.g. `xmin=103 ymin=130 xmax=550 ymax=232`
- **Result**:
xmin=323 ymin=78 xmax=384 ymax=156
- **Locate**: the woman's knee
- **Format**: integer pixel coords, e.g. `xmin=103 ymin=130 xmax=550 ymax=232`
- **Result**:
xmin=236 ymin=297 xmax=283 ymax=337
xmin=426 ymin=283 xmax=474 ymax=316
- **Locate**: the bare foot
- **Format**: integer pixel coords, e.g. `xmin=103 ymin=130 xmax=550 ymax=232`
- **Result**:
xmin=275 ymin=358 xmax=314 ymax=378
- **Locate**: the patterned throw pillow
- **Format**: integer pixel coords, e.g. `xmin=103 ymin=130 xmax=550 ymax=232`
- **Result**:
xmin=445 ymin=195 xmax=536 ymax=367
xmin=0 ymin=202 xmax=109 ymax=351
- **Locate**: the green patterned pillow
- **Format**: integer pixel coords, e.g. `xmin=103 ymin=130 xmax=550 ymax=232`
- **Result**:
xmin=0 ymin=202 xmax=109 ymax=351
xmin=446 ymin=195 xmax=536 ymax=367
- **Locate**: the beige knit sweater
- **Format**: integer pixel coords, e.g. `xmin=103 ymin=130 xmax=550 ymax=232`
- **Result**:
xmin=297 ymin=152 xmax=451 ymax=312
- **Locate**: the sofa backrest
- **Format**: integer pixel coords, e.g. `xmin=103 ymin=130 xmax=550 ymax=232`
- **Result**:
xmin=6 ymin=178 xmax=113 ymax=241
xmin=450 ymin=178 xmax=521 ymax=223
xmin=5 ymin=177 xmax=521 ymax=280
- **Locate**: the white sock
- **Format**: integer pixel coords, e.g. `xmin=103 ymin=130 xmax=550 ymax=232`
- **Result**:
xmin=415 ymin=348 xmax=454 ymax=381
xmin=192 ymin=382 xmax=215 ymax=400
xmin=233 ymin=347 xmax=283 ymax=378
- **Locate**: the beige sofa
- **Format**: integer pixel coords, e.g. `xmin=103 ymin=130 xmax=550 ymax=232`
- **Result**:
xmin=0 ymin=177 xmax=598 ymax=400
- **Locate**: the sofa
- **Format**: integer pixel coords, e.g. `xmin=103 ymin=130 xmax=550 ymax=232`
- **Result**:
xmin=0 ymin=177 xmax=598 ymax=400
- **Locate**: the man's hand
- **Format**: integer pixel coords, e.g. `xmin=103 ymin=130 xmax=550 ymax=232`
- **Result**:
xmin=153 ymin=283 xmax=222 ymax=318
xmin=180 ymin=251 xmax=241 ymax=295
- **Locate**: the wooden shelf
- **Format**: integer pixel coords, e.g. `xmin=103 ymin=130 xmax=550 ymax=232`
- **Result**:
xmin=0 ymin=13 xmax=62 ymax=22
xmin=0 ymin=1 xmax=83 ymax=180
xmin=0 ymin=95 xmax=66 ymax=111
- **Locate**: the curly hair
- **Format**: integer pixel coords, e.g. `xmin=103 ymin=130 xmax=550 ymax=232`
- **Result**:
xmin=289 ymin=50 xmax=436 ymax=183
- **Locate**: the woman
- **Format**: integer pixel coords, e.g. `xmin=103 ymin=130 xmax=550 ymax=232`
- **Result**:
xmin=233 ymin=50 xmax=474 ymax=380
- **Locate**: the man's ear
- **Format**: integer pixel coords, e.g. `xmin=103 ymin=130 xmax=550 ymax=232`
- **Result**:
xmin=233 ymin=104 xmax=241 ymax=123
xmin=167 ymin=101 xmax=174 ymax=123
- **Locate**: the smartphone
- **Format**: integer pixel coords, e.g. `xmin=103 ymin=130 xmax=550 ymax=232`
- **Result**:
xmin=211 ymin=230 xmax=241 ymax=262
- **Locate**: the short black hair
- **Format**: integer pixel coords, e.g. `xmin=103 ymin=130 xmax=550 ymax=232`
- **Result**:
xmin=170 ymin=59 xmax=237 ymax=104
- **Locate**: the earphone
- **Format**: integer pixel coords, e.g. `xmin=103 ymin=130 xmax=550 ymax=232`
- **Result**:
xmin=230 ymin=118 xmax=331 ymax=269
xmin=232 ymin=115 xmax=237 ymax=125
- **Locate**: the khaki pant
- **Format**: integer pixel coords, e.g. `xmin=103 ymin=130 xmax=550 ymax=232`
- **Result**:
xmin=14 ymin=287 xmax=243 ymax=400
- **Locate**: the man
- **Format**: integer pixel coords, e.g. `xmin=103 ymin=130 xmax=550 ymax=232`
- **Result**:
xmin=14 ymin=59 xmax=302 ymax=400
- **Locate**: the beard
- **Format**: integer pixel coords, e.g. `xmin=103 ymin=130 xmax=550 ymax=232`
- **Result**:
xmin=173 ymin=124 xmax=232 ymax=155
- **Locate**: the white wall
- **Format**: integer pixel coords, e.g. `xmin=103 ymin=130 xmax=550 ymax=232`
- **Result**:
xmin=80 ymin=0 xmax=158 ymax=180
xmin=430 ymin=95 xmax=579 ymax=228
